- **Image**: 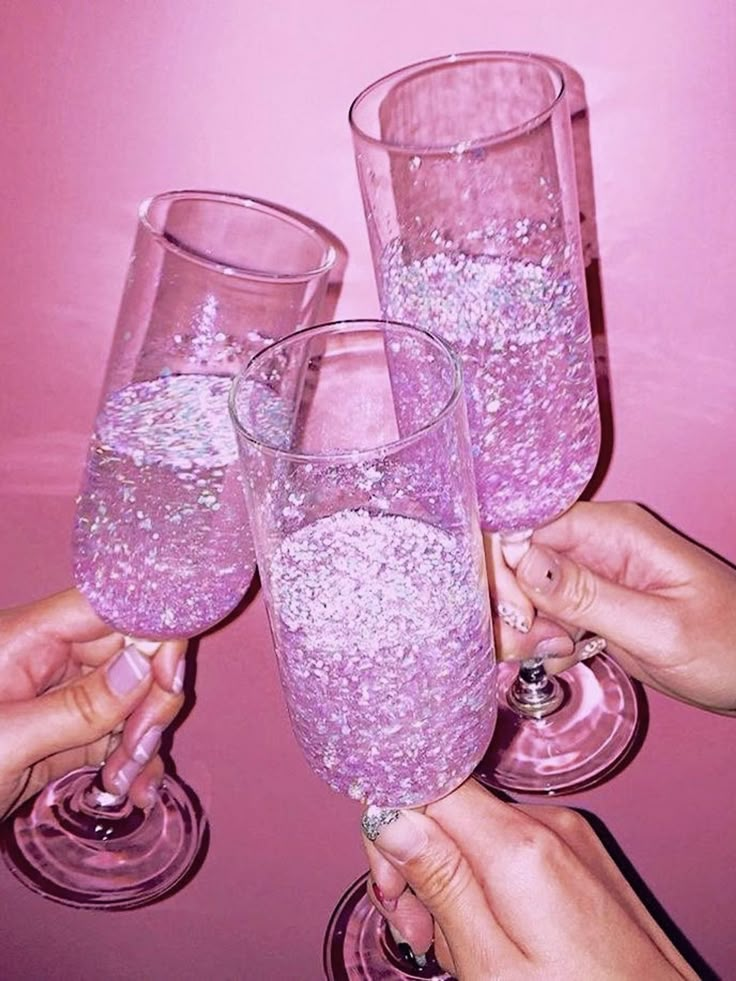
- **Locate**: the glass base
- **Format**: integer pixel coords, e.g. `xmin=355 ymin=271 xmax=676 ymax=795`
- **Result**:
xmin=323 ymin=872 xmax=453 ymax=981
xmin=2 ymin=766 xmax=206 ymax=910
xmin=475 ymin=655 xmax=639 ymax=795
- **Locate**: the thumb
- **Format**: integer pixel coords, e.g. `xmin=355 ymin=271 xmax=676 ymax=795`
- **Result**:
xmin=5 ymin=644 xmax=153 ymax=771
xmin=516 ymin=544 xmax=659 ymax=652
xmin=362 ymin=807 xmax=511 ymax=971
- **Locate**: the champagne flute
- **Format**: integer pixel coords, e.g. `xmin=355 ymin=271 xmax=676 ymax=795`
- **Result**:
xmin=230 ymin=319 xmax=496 ymax=979
xmin=350 ymin=53 xmax=639 ymax=796
xmin=2 ymin=190 xmax=335 ymax=909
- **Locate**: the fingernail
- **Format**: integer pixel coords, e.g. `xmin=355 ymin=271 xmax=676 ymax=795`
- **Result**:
xmin=106 ymin=645 xmax=151 ymax=696
xmin=576 ymin=636 xmax=606 ymax=660
xmin=361 ymin=806 xmax=400 ymax=842
xmin=519 ymin=545 xmax=559 ymax=594
xmin=371 ymin=880 xmax=398 ymax=913
xmin=534 ymin=636 xmax=574 ymax=659
xmin=112 ymin=757 xmax=143 ymax=796
xmin=172 ymin=657 xmax=186 ymax=695
xmin=389 ymin=925 xmax=428 ymax=968
xmin=500 ymin=533 xmax=531 ymax=569
xmin=123 ymin=636 xmax=162 ymax=657
xmin=132 ymin=726 xmax=163 ymax=765
xmin=497 ymin=601 xmax=531 ymax=633
xmin=362 ymin=807 xmax=428 ymax=864
xmin=141 ymin=779 xmax=161 ymax=811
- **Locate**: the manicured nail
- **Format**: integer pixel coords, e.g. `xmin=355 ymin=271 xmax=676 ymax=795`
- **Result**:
xmin=576 ymin=636 xmax=606 ymax=660
xmin=123 ymin=636 xmax=162 ymax=657
xmin=132 ymin=726 xmax=163 ymax=765
xmin=371 ymin=880 xmax=398 ymax=913
xmin=361 ymin=806 xmax=400 ymax=842
xmin=362 ymin=807 xmax=428 ymax=864
xmin=497 ymin=601 xmax=531 ymax=633
xmin=112 ymin=757 xmax=143 ymax=796
xmin=389 ymin=925 xmax=428 ymax=968
xmin=519 ymin=545 xmax=560 ymax=594
xmin=106 ymin=645 xmax=151 ymax=696
xmin=172 ymin=657 xmax=186 ymax=695
xmin=534 ymin=636 xmax=575 ymax=659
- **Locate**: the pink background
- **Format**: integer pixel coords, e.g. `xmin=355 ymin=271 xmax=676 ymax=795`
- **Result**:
xmin=1 ymin=2 xmax=734 ymax=978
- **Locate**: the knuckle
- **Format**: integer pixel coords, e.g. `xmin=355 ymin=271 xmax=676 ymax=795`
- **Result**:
xmin=505 ymin=820 xmax=569 ymax=874
xmin=535 ymin=805 xmax=590 ymax=841
xmin=63 ymin=682 xmax=103 ymax=731
xmin=561 ymin=563 xmax=599 ymax=620
xmin=415 ymin=845 xmax=471 ymax=909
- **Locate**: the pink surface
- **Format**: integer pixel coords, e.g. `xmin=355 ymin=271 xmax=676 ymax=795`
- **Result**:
xmin=1 ymin=3 xmax=734 ymax=978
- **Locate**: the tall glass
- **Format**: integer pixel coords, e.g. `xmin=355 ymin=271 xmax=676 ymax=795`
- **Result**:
xmin=3 ymin=190 xmax=335 ymax=909
xmin=231 ymin=320 xmax=496 ymax=976
xmin=350 ymin=53 xmax=638 ymax=796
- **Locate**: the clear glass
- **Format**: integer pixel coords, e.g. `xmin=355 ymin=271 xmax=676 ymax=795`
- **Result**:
xmin=2 ymin=190 xmax=335 ymax=910
xmin=350 ymin=53 xmax=638 ymax=800
xmin=230 ymin=319 xmax=496 ymax=810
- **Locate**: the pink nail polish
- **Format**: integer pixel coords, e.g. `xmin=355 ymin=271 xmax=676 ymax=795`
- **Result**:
xmin=132 ymin=726 xmax=163 ymax=764
xmin=106 ymin=645 xmax=151 ymax=696
xmin=113 ymin=758 xmax=143 ymax=796
xmin=172 ymin=658 xmax=186 ymax=695
xmin=372 ymin=881 xmax=398 ymax=913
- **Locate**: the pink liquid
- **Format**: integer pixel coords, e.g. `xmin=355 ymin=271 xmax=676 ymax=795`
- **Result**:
xmin=265 ymin=508 xmax=496 ymax=808
xmin=382 ymin=248 xmax=601 ymax=531
xmin=73 ymin=374 xmax=255 ymax=637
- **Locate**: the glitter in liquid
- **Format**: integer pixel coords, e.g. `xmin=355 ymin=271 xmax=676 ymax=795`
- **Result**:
xmin=381 ymin=245 xmax=601 ymax=532
xmin=266 ymin=508 xmax=496 ymax=808
xmin=74 ymin=374 xmax=255 ymax=637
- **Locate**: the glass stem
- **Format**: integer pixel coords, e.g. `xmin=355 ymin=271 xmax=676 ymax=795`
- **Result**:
xmin=507 ymin=656 xmax=564 ymax=718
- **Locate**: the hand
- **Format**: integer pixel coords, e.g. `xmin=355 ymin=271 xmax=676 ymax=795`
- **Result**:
xmin=510 ymin=501 xmax=736 ymax=714
xmin=0 ymin=588 xmax=186 ymax=819
xmin=363 ymin=779 xmax=696 ymax=979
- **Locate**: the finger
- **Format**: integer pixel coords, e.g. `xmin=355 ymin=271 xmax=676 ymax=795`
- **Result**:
xmin=362 ymin=805 xmax=518 ymax=975
xmin=150 ymin=639 xmax=188 ymax=695
xmin=364 ymin=837 xmax=407 ymax=907
xmin=72 ymin=632 xmax=127 ymax=669
xmin=101 ymin=683 xmax=184 ymax=797
xmin=1 ymin=643 xmax=153 ymax=772
xmin=516 ymin=543 xmax=669 ymax=655
xmin=432 ymin=921 xmax=457 ymax=977
xmin=544 ymin=634 xmax=606 ymax=676
xmin=496 ymin=614 xmax=575 ymax=663
xmin=1 ymin=588 xmax=111 ymax=650
xmin=128 ymin=755 xmax=165 ymax=810
xmin=367 ymin=879 xmax=435 ymax=962
xmin=530 ymin=501 xmax=647 ymax=575
xmin=484 ymin=534 xmax=535 ymax=634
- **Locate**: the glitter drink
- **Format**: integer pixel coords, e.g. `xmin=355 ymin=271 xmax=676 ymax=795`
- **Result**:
xmin=266 ymin=508 xmax=496 ymax=808
xmin=231 ymin=320 xmax=498 ymax=810
xmin=74 ymin=373 xmax=255 ymax=637
xmin=382 ymin=246 xmax=601 ymax=533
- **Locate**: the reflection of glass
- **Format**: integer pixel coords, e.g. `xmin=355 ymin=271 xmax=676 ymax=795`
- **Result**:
xmin=2 ymin=191 xmax=335 ymax=910
xmin=350 ymin=53 xmax=638 ymax=796
xmin=231 ymin=319 xmax=496 ymax=975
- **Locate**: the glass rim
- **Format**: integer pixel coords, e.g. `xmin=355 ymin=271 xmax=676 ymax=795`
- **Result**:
xmin=228 ymin=318 xmax=465 ymax=464
xmin=138 ymin=189 xmax=337 ymax=283
xmin=349 ymin=50 xmax=566 ymax=155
